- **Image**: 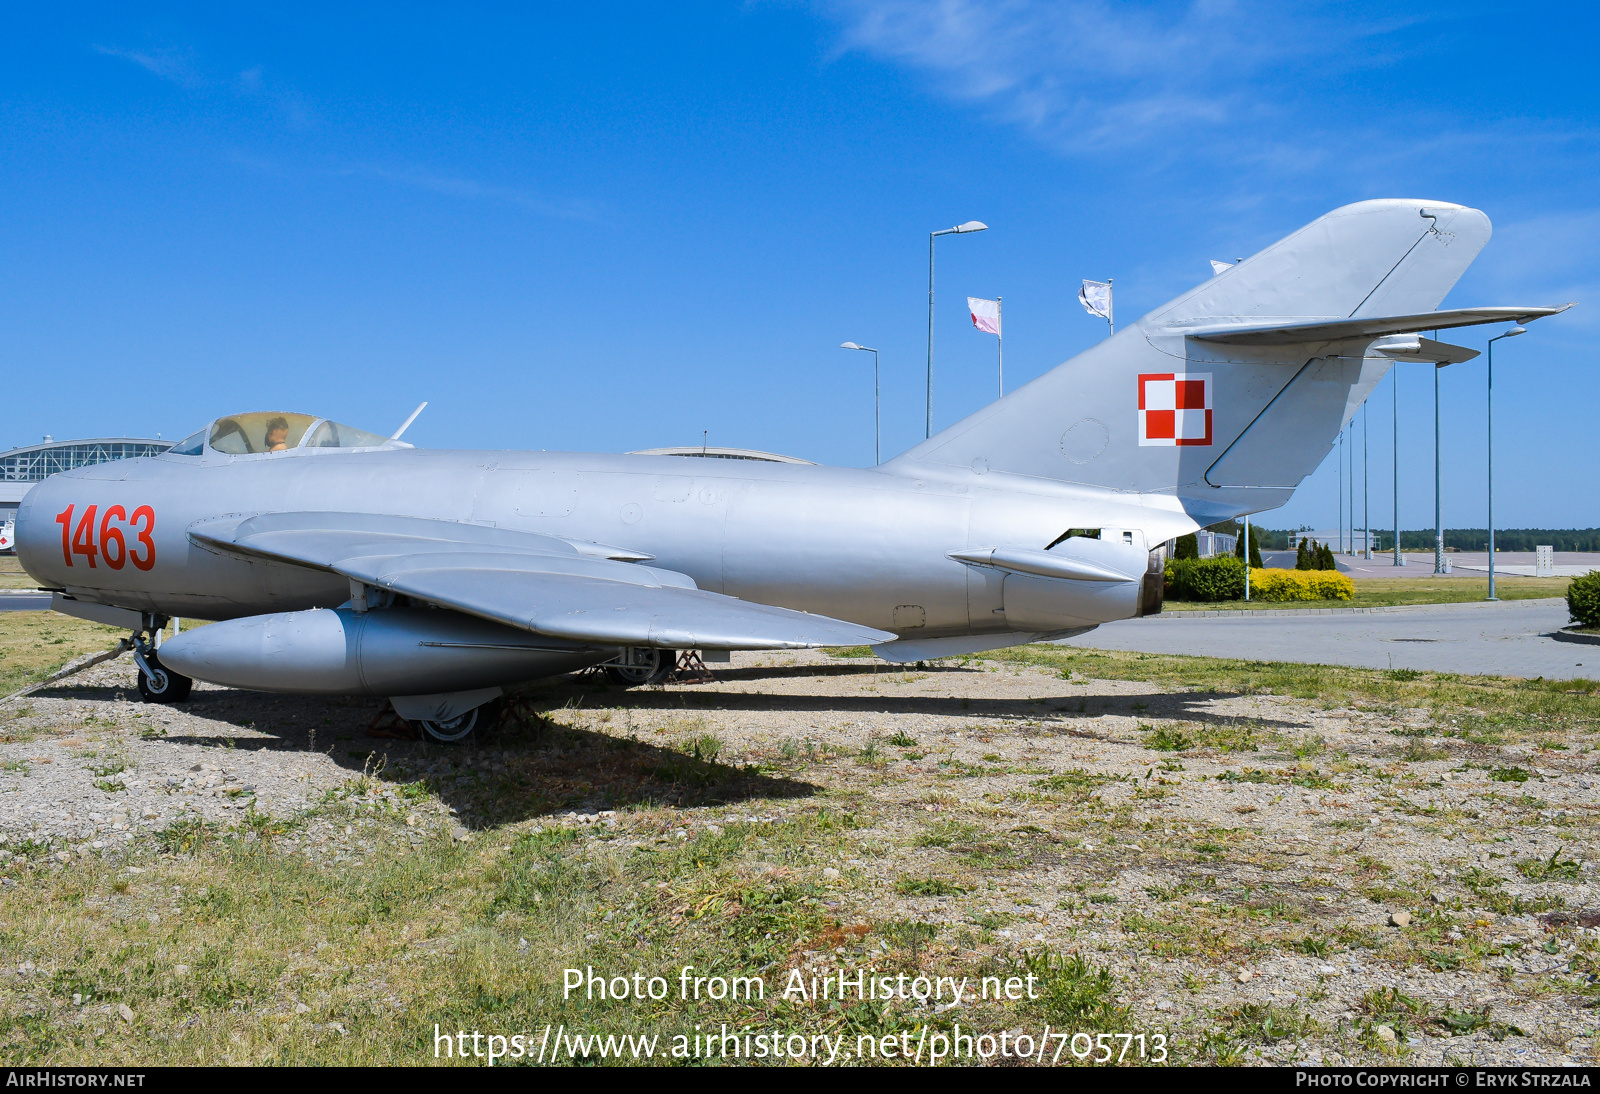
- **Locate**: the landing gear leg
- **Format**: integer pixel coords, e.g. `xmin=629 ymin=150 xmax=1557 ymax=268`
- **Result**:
xmin=132 ymin=615 xmax=192 ymax=704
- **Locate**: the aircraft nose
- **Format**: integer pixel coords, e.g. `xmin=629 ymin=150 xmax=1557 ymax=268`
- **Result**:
xmin=12 ymin=476 xmax=60 ymax=579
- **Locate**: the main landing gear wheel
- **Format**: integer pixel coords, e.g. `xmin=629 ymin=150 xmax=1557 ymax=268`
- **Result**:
xmin=416 ymin=707 xmax=480 ymax=744
xmin=137 ymin=651 xmax=192 ymax=704
xmin=605 ymin=649 xmax=677 ymax=687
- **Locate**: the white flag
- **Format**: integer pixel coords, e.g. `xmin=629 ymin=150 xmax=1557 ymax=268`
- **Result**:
xmin=967 ymin=296 xmax=1000 ymax=336
xmin=1078 ymin=279 xmax=1111 ymax=320
xmin=1210 ymin=259 xmax=1234 ymax=275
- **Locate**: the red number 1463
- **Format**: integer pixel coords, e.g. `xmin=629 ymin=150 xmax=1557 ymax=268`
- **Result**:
xmin=53 ymin=504 xmax=156 ymax=571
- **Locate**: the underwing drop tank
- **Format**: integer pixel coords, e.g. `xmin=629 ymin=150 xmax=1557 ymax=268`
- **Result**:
xmin=157 ymin=607 xmax=608 ymax=696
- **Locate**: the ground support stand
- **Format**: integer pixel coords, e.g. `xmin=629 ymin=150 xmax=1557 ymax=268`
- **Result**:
xmin=366 ymin=703 xmax=417 ymax=741
xmin=669 ymin=651 xmax=714 ymax=684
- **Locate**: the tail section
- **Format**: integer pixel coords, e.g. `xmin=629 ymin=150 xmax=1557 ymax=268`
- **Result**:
xmin=889 ymin=200 xmax=1498 ymax=521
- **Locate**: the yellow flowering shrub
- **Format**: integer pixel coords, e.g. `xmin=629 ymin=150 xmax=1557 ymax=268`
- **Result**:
xmin=1248 ymin=567 xmax=1355 ymax=602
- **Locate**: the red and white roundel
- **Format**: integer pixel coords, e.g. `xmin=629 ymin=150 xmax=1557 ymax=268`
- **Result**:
xmin=1138 ymin=372 xmax=1212 ymax=446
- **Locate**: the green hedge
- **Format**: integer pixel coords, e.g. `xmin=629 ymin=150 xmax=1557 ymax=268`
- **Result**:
xmin=1164 ymin=556 xmax=1246 ymax=601
xmin=1569 ymin=571 xmax=1600 ymax=628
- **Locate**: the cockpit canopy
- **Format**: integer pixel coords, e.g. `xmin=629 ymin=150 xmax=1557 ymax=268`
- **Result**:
xmin=165 ymin=412 xmax=394 ymax=458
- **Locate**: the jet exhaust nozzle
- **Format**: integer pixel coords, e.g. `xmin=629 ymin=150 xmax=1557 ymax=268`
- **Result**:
xmin=158 ymin=607 xmax=608 ymax=696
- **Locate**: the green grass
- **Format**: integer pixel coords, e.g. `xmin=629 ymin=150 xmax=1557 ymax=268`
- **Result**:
xmin=893 ymin=876 xmax=965 ymax=896
xmin=1162 ymin=575 xmax=1570 ymax=612
xmin=1517 ymin=848 xmax=1582 ymax=881
xmin=989 ymin=646 xmax=1600 ymax=734
xmin=11 ymin=614 xmax=1597 ymax=1066
xmin=0 ymin=752 xmax=1121 ymax=1065
xmin=0 ymin=612 xmax=131 ymax=700
xmin=1141 ymin=722 xmax=1260 ymax=753
xmin=0 ymin=555 xmax=41 ymax=590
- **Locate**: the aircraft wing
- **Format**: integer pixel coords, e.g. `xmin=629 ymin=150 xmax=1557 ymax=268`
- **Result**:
xmin=1181 ymin=303 xmax=1574 ymax=345
xmin=188 ymin=512 xmax=893 ymax=650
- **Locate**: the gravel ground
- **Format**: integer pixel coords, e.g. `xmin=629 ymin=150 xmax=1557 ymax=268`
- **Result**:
xmin=2 ymin=648 xmax=1596 ymax=1066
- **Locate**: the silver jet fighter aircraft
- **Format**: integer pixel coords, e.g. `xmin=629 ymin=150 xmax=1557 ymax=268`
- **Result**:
xmin=14 ymin=199 xmax=1571 ymax=741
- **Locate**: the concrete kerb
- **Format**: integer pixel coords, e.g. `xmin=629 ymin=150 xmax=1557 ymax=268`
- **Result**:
xmin=1551 ymin=628 xmax=1600 ymax=646
xmin=1158 ymin=597 xmax=1571 ymax=620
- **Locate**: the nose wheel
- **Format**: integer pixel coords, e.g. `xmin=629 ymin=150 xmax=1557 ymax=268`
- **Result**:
xmin=135 ymin=649 xmax=192 ymax=704
xmin=132 ymin=620 xmax=192 ymax=704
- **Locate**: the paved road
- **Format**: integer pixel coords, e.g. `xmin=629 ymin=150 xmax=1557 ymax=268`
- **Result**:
xmin=1257 ymin=550 xmax=1600 ymax=579
xmin=1062 ymin=598 xmax=1597 ymax=680
xmin=5 ymin=591 xmax=1593 ymax=679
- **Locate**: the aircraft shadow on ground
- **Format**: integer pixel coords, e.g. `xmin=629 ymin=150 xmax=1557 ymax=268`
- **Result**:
xmin=37 ymin=662 xmax=1308 ymax=827
xmin=599 ymin=683 xmax=1314 ymax=733
xmin=34 ymin=682 xmax=817 ymax=828
xmin=662 ymin=662 xmax=1313 ymax=730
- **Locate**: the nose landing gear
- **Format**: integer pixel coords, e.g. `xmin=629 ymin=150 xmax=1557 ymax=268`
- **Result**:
xmin=132 ymin=617 xmax=193 ymax=704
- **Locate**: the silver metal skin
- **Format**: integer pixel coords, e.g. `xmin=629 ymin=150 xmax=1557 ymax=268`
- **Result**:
xmin=12 ymin=200 xmax=1572 ymax=713
xmin=160 ymin=607 xmax=603 ymax=695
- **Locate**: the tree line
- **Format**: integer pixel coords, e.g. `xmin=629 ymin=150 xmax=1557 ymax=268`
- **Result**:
xmin=1199 ymin=525 xmax=1600 ymax=553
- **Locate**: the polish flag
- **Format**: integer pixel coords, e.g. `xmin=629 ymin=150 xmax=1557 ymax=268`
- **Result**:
xmin=967 ymin=297 xmax=1000 ymax=336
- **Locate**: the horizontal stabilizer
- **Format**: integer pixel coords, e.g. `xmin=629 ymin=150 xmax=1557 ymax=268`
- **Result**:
xmin=1183 ymin=304 xmax=1573 ymax=346
xmin=1374 ymin=337 xmax=1480 ymax=364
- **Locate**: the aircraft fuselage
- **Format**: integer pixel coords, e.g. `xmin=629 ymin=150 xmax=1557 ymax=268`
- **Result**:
xmin=17 ymin=448 xmax=1178 ymax=640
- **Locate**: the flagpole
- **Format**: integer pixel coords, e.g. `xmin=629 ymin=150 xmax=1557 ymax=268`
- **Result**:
xmin=997 ymin=296 xmax=1003 ymax=397
xmin=1107 ymin=279 xmax=1114 ymax=336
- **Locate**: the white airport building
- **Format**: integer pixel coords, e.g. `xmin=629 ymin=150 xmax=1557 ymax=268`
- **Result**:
xmin=0 ymin=437 xmax=172 ymax=548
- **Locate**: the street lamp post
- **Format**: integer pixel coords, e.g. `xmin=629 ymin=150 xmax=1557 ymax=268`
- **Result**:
xmin=1363 ymin=403 xmax=1371 ymax=559
xmin=1485 ymin=326 xmax=1526 ymax=600
xmin=1393 ymin=368 xmax=1402 ymax=565
xmin=1434 ymin=358 xmax=1444 ymax=574
xmin=1348 ymin=422 xmax=1355 ymax=552
xmin=927 ymin=221 xmax=988 ymax=439
xmin=840 ymin=342 xmax=881 ymax=466
xmin=1338 ymin=429 xmax=1344 ymax=554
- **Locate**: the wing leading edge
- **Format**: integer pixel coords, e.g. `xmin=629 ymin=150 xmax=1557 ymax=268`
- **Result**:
xmin=189 ymin=512 xmax=894 ymax=650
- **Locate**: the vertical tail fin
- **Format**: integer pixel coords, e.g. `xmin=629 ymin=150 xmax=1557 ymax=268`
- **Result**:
xmin=889 ymin=200 xmax=1492 ymax=519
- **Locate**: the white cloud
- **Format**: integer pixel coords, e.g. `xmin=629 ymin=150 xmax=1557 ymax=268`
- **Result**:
xmin=93 ymin=44 xmax=205 ymax=90
xmin=228 ymin=152 xmax=603 ymax=222
xmin=822 ymin=0 xmax=1359 ymax=154
xmin=816 ymin=1 xmax=1600 ymax=274
xmin=815 ymin=0 xmax=1477 ymax=173
xmin=342 ymin=164 xmax=605 ymax=221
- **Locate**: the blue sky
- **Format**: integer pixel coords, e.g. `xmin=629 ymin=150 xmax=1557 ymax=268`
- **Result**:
xmin=2 ymin=1 xmax=1595 ymax=530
